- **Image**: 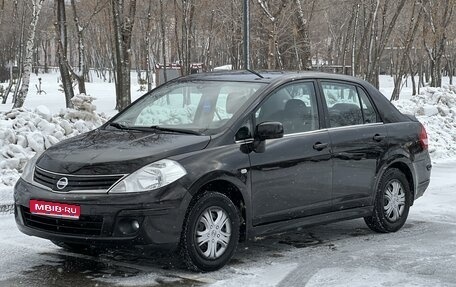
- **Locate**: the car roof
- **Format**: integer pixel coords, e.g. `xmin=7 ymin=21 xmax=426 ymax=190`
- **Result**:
xmin=178 ymin=70 xmax=369 ymax=85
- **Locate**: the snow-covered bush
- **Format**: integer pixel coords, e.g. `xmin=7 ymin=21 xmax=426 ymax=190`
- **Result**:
xmin=393 ymin=85 xmax=456 ymax=160
xmin=0 ymin=97 xmax=108 ymax=187
xmin=63 ymin=93 xmax=105 ymax=125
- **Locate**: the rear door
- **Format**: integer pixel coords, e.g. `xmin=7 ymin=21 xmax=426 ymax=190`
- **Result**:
xmin=249 ymin=81 xmax=333 ymax=226
xmin=319 ymin=81 xmax=388 ymax=210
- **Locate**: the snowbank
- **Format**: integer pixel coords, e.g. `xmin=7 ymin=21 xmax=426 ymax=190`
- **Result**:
xmin=0 ymin=94 xmax=107 ymax=187
xmin=393 ymin=85 xmax=456 ymax=160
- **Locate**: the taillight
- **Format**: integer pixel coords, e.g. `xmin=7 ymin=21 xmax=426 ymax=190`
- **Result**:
xmin=419 ymin=125 xmax=428 ymax=150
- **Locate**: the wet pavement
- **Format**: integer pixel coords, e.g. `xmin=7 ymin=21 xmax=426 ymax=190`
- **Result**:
xmin=1 ymin=215 xmax=456 ymax=287
xmin=1 ymin=162 xmax=456 ymax=286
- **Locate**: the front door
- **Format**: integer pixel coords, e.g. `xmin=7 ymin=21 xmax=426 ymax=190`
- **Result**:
xmin=249 ymin=81 xmax=333 ymax=226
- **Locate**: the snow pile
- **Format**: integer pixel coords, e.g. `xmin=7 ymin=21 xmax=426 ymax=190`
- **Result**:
xmin=393 ymin=86 xmax=456 ymax=160
xmin=0 ymin=94 xmax=107 ymax=187
xmin=66 ymin=93 xmax=104 ymax=124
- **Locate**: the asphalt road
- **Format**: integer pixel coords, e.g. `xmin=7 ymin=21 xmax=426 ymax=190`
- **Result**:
xmin=1 ymin=161 xmax=455 ymax=287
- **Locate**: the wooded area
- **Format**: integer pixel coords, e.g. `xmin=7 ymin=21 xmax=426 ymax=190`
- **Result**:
xmin=0 ymin=0 xmax=455 ymax=110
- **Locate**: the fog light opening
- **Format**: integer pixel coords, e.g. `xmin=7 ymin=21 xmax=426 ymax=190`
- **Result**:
xmin=118 ymin=218 xmax=141 ymax=235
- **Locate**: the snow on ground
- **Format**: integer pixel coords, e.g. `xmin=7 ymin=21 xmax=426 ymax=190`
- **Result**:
xmin=0 ymin=160 xmax=455 ymax=286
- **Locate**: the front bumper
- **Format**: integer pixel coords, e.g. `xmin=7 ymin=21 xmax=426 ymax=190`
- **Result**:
xmin=14 ymin=179 xmax=192 ymax=249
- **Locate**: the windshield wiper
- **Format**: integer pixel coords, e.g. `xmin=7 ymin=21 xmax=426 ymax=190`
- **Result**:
xmin=107 ymin=122 xmax=128 ymax=130
xmin=108 ymin=122 xmax=201 ymax=135
xmin=149 ymin=125 xmax=201 ymax=135
xmin=107 ymin=122 xmax=148 ymax=132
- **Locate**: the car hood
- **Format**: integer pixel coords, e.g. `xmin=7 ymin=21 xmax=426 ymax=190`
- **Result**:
xmin=36 ymin=129 xmax=211 ymax=175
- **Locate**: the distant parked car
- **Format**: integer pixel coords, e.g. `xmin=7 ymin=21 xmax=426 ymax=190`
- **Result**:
xmin=14 ymin=71 xmax=432 ymax=271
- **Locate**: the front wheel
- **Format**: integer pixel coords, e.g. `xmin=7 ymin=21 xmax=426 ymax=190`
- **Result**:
xmin=180 ymin=192 xmax=240 ymax=271
xmin=364 ymin=168 xmax=412 ymax=233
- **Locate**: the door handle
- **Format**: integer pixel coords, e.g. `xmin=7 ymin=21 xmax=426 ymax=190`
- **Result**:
xmin=313 ymin=142 xmax=328 ymax=151
xmin=373 ymin=134 xmax=385 ymax=142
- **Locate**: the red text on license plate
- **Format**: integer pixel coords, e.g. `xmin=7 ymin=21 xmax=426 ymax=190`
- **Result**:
xmin=29 ymin=200 xmax=81 ymax=219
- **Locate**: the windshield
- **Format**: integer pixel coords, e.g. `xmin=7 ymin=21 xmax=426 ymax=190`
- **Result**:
xmin=111 ymin=80 xmax=265 ymax=134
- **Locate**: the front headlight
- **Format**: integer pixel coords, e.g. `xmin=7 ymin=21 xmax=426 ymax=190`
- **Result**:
xmin=109 ymin=159 xmax=187 ymax=193
xmin=21 ymin=151 xmax=43 ymax=184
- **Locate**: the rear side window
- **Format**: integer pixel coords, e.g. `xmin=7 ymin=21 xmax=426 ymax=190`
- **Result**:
xmin=321 ymin=82 xmax=379 ymax=127
xmin=357 ymin=88 xmax=378 ymax=124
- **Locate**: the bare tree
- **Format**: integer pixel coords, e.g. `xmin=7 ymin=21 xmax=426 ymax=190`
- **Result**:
xmin=144 ymin=0 xmax=154 ymax=91
xmin=422 ymin=0 xmax=454 ymax=87
xmin=55 ymin=0 xmax=74 ymax=108
xmin=13 ymin=0 xmax=45 ymax=108
xmin=111 ymin=0 xmax=137 ymax=111
xmin=365 ymin=0 xmax=407 ymax=88
xmin=257 ymin=0 xmax=287 ymax=70
xmin=390 ymin=1 xmax=423 ymax=101
xmin=294 ymin=0 xmax=314 ymax=70
xmin=159 ymin=0 xmax=167 ymax=82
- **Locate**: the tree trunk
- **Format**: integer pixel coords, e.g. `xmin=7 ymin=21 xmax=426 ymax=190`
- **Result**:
xmin=42 ymin=39 xmax=49 ymax=73
xmin=13 ymin=0 xmax=45 ymax=108
xmin=1 ymin=64 xmax=13 ymax=104
xmin=69 ymin=0 xmax=87 ymax=95
xmin=145 ymin=0 xmax=153 ymax=90
xmin=409 ymin=62 xmax=417 ymax=96
xmin=267 ymin=22 xmax=276 ymax=69
xmin=351 ymin=3 xmax=360 ymax=76
xmin=159 ymin=0 xmax=167 ymax=82
xmin=294 ymin=0 xmax=312 ymax=70
xmin=111 ymin=0 xmax=137 ymax=111
xmin=55 ymin=0 xmax=74 ymax=108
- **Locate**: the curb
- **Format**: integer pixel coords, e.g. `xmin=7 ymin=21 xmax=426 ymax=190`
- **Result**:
xmin=0 ymin=204 xmax=14 ymax=215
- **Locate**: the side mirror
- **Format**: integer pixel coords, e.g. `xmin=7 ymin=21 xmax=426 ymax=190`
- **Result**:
xmin=255 ymin=122 xmax=284 ymax=141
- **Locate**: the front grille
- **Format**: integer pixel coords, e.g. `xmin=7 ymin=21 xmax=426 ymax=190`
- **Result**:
xmin=21 ymin=207 xmax=103 ymax=236
xmin=34 ymin=167 xmax=123 ymax=192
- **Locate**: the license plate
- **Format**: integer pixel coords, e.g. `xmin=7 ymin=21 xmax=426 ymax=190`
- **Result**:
xmin=29 ymin=200 xmax=81 ymax=220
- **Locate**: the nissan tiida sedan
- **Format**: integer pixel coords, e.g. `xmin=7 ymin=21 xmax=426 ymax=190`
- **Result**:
xmin=14 ymin=71 xmax=431 ymax=271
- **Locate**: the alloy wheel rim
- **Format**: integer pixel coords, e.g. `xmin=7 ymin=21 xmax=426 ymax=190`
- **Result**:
xmin=384 ymin=180 xmax=406 ymax=222
xmin=195 ymin=207 xmax=231 ymax=259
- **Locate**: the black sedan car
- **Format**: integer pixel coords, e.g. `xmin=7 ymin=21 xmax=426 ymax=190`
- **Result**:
xmin=14 ymin=71 xmax=431 ymax=271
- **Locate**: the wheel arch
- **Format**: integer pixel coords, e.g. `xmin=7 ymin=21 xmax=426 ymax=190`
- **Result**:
xmin=186 ymin=172 xmax=250 ymax=242
xmin=376 ymin=156 xmax=416 ymax=205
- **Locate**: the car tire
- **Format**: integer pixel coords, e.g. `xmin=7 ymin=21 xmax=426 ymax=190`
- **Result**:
xmin=180 ymin=192 xmax=240 ymax=272
xmin=364 ymin=168 xmax=411 ymax=233
xmin=51 ymin=240 xmax=102 ymax=255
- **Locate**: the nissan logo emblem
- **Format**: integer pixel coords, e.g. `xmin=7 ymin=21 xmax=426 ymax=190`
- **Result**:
xmin=56 ymin=177 xmax=69 ymax=190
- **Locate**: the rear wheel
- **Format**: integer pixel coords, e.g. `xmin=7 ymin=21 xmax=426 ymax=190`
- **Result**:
xmin=180 ymin=192 xmax=240 ymax=271
xmin=364 ymin=168 xmax=411 ymax=233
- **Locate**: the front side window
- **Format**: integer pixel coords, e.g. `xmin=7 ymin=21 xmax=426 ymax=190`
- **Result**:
xmin=112 ymin=81 xmax=265 ymax=134
xmin=255 ymin=82 xmax=319 ymax=134
xmin=321 ymin=82 xmax=379 ymax=127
